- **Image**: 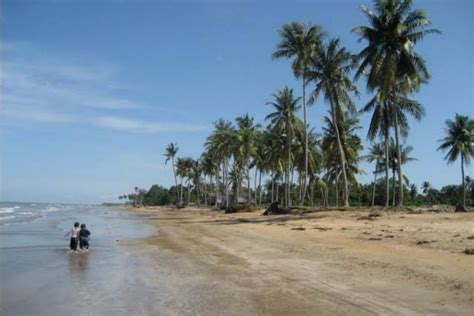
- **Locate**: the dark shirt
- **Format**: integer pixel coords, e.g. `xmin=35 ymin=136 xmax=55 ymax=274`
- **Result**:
xmin=79 ymin=229 xmax=91 ymax=238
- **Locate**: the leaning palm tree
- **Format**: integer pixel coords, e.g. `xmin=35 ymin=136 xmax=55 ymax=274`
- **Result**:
xmin=353 ymin=0 xmax=439 ymax=206
xmin=437 ymin=114 xmax=474 ymax=208
xmin=266 ymin=87 xmax=302 ymax=208
xmin=164 ymin=143 xmax=179 ymax=203
xmin=308 ymin=38 xmax=359 ymax=207
xmin=273 ymin=22 xmax=325 ymax=204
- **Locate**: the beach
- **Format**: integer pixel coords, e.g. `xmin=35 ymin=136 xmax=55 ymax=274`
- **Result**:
xmin=122 ymin=206 xmax=474 ymax=315
xmin=1 ymin=203 xmax=473 ymax=315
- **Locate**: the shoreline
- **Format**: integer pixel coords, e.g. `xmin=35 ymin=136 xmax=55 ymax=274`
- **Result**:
xmin=117 ymin=205 xmax=474 ymax=315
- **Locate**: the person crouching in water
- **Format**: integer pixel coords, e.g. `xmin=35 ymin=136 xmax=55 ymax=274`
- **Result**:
xmin=64 ymin=222 xmax=80 ymax=252
xmin=79 ymin=224 xmax=91 ymax=251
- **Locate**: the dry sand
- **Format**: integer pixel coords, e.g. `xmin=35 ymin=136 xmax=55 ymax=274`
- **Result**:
xmin=120 ymin=206 xmax=474 ymax=315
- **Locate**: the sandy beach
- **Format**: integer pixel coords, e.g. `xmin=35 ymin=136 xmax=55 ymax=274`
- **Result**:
xmin=120 ymin=206 xmax=474 ymax=315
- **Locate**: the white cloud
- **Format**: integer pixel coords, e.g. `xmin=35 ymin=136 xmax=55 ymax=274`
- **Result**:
xmin=1 ymin=41 xmax=202 ymax=133
xmin=94 ymin=116 xmax=208 ymax=133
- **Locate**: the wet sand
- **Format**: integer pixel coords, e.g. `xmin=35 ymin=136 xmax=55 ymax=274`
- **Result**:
xmin=121 ymin=206 xmax=474 ymax=315
xmin=2 ymin=204 xmax=473 ymax=315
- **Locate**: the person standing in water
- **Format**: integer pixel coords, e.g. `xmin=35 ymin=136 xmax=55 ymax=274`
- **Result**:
xmin=64 ymin=222 xmax=80 ymax=252
xmin=79 ymin=224 xmax=91 ymax=251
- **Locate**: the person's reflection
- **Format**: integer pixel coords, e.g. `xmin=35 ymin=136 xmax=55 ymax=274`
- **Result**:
xmin=68 ymin=252 xmax=90 ymax=282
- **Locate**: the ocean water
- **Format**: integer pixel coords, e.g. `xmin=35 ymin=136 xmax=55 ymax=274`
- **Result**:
xmin=0 ymin=202 xmax=63 ymax=225
xmin=0 ymin=203 xmax=160 ymax=316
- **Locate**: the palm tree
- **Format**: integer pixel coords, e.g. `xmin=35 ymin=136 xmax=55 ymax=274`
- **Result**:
xmin=266 ymin=87 xmax=302 ymax=208
xmin=421 ymin=181 xmax=431 ymax=195
xmin=308 ymin=38 xmax=359 ymax=207
xmin=437 ymin=114 xmax=474 ymax=208
xmin=364 ymin=142 xmax=385 ymax=206
xmin=386 ymin=139 xmax=416 ymax=206
xmin=409 ymin=184 xmax=417 ymax=202
xmin=321 ymin=113 xmax=364 ymax=206
xmin=354 ymin=0 xmax=439 ymax=206
xmin=235 ymin=114 xmax=260 ymax=203
xmin=205 ymin=119 xmax=235 ymax=208
xmin=164 ymin=143 xmax=179 ymax=203
xmin=273 ymin=22 xmax=325 ymax=204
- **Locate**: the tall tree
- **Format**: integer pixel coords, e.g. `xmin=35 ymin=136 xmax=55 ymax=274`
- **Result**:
xmin=273 ymin=22 xmax=325 ymax=204
xmin=205 ymin=119 xmax=235 ymax=208
xmin=235 ymin=114 xmax=260 ymax=203
xmin=308 ymin=38 xmax=359 ymax=207
xmin=354 ymin=0 xmax=439 ymax=206
xmin=164 ymin=143 xmax=179 ymax=203
xmin=364 ymin=142 xmax=385 ymax=206
xmin=266 ymin=87 xmax=302 ymax=208
xmin=437 ymin=114 xmax=474 ymax=208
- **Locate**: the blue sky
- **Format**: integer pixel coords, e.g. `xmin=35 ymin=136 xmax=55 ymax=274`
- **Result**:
xmin=1 ymin=0 xmax=473 ymax=204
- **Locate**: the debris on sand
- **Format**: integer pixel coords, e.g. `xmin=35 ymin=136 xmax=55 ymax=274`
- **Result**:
xmin=357 ymin=215 xmax=376 ymax=221
xmin=369 ymin=237 xmax=383 ymax=241
xmin=416 ymin=240 xmax=437 ymax=245
xmin=466 ymin=235 xmax=474 ymax=240
xmin=236 ymin=218 xmax=251 ymax=223
xmin=263 ymin=202 xmax=292 ymax=216
xmin=313 ymin=226 xmax=332 ymax=231
xmin=291 ymin=227 xmax=306 ymax=231
xmin=463 ymin=248 xmax=474 ymax=255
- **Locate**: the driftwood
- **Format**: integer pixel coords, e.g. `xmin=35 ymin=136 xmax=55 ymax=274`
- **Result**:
xmin=262 ymin=202 xmax=291 ymax=216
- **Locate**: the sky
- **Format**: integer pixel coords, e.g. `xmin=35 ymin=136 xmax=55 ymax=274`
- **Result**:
xmin=1 ymin=0 xmax=473 ymax=204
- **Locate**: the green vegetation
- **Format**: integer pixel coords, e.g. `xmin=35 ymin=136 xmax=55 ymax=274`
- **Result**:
xmin=121 ymin=1 xmax=472 ymax=210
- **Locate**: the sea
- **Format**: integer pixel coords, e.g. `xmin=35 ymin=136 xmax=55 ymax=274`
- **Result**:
xmin=0 ymin=202 xmax=162 ymax=316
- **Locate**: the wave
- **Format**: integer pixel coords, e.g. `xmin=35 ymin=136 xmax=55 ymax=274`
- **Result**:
xmin=0 ymin=208 xmax=15 ymax=214
xmin=42 ymin=206 xmax=59 ymax=213
xmin=0 ymin=215 xmax=15 ymax=221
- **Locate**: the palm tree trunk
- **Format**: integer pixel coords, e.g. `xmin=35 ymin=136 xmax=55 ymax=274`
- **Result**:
xmin=392 ymin=169 xmax=396 ymax=206
xmin=187 ymin=184 xmax=191 ymax=204
xmin=214 ymin=174 xmax=218 ymax=207
xmin=258 ymin=170 xmax=262 ymax=205
xmin=224 ymin=160 xmax=229 ymax=208
xmin=393 ymin=98 xmax=404 ymax=207
xmin=335 ymin=179 xmax=339 ymax=207
xmin=371 ymin=163 xmax=378 ymax=207
xmin=286 ymin=125 xmax=291 ymax=208
xmin=271 ymin=173 xmax=275 ymax=202
xmin=276 ymin=179 xmax=280 ymax=204
xmin=302 ymin=75 xmax=309 ymax=205
xmin=384 ymin=132 xmax=390 ymax=207
xmin=180 ymin=178 xmax=184 ymax=205
xmin=171 ymin=156 xmax=178 ymax=203
xmin=461 ymin=153 xmax=465 ymax=207
xmin=247 ymin=160 xmax=251 ymax=203
xmin=331 ymin=101 xmax=349 ymax=207
xmin=254 ymin=167 xmax=258 ymax=206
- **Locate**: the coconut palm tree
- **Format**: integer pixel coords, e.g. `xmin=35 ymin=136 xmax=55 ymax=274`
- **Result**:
xmin=353 ymin=0 xmax=439 ymax=206
xmin=421 ymin=181 xmax=431 ymax=194
xmin=321 ymin=112 xmax=364 ymax=205
xmin=437 ymin=114 xmax=474 ymax=208
xmin=235 ymin=114 xmax=260 ymax=203
xmin=385 ymin=139 xmax=416 ymax=206
xmin=409 ymin=183 xmax=418 ymax=202
xmin=273 ymin=22 xmax=325 ymax=204
xmin=364 ymin=142 xmax=385 ymax=206
xmin=164 ymin=143 xmax=179 ymax=202
xmin=308 ymin=38 xmax=359 ymax=207
xmin=205 ymin=119 xmax=235 ymax=208
xmin=266 ymin=87 xmax=302 ymax=208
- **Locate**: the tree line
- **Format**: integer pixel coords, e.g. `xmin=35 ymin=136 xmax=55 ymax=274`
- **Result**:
xmin=122 ymin=0 xmax=474 ymax=210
